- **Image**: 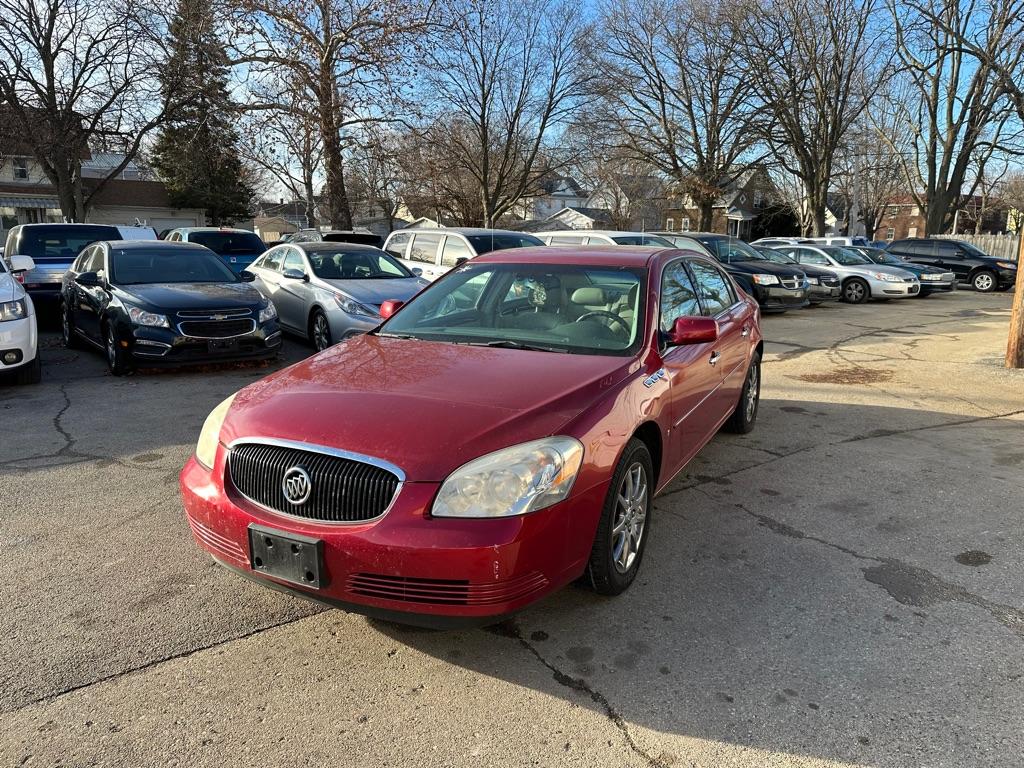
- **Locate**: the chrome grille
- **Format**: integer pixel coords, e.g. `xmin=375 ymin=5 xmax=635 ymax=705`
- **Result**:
xmin=178 ymin=319 xmax=256 ymax=338
xmin=780 ymin=276 xmax=801 ymax=289
xmin=228 ymin=442 xmax=401 ymax=523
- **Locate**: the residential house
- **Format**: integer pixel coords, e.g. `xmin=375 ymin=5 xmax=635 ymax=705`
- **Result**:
xmin=526 ymin=206 xmax=614 ymax=232
xmin=513 ymin=176 xmax=589 ymax=221
xmin=586 ymin=175 xmax=667 ymax=231
xmin=662 ymin=169 xmax=776 ymax=239
xmin=234 ymin=215 xmax=299 ymax=242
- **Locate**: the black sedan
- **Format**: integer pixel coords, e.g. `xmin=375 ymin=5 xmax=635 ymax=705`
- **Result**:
xmin=689 ymin=233 xmax=809 ymax=311
xmin=752 ymin=245 xmax=842 ymax=304
xmin=61 ymin=241 xmax=282 ymax=375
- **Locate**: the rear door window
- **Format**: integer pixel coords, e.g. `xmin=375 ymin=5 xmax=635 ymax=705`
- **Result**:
xmin=409 ymin=233 xmax=442 ymax=264
xmin=440 ymin=236 xmax=472 ymax=266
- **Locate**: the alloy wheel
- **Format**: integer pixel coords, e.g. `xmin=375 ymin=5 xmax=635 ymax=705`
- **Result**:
xmin=973 ymin=273 xmax=994 ymax=292
xmin=313 ymin=314 xmax=331 ymax=351
xmin=845 ymin=282 xmax=865 ymax=302
xmin=612 ymin=463 xmax=648 ymax=574
xmin=61 ymin=306 xmax=70 ymax=344
xmin=106 ymin=326 xmax=117 ymax=368
xmin=745 ymin=362 xmax=760 ymax=421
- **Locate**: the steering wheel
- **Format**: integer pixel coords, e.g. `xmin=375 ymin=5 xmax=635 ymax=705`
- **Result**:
xmin=575 ymin=310 xmax=630 ymax=333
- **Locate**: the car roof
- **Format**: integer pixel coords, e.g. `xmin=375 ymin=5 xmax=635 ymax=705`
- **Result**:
xmin=393 ymin=228 xmax=534 ymax=237
xmin=472 ymin=245 xmax=689 ymax=267
xmin=103 ymin=240 xmax=208 ymax=251
xmin=13 ymin=222 xmax=120 ymax=230
xmin=542 ymin=230 xmax=665 ymax=237
xmin=290 ymin=242 xmax=384 ymax=253
xmin=175 ymin=227 xmax=255 ymax=234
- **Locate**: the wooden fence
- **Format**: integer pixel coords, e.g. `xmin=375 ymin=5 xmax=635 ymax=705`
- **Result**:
xmin=934 ymin=233 xmax=1020 ymax=261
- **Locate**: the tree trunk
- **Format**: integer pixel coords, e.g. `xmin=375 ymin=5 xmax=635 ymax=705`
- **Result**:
xmin=698 ymin=199 xmax=714 ymax=231
xmin=304 ymin=173 xmax=317 ymax=229
xmin=1006 ymin=232 xmax=1024 ymax=368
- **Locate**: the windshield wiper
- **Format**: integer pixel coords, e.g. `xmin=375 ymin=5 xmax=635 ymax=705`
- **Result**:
xmin=478 ymin=340 xmax=563 ymax=353
xmin=374 ymin=332 xmax=417 ymax=339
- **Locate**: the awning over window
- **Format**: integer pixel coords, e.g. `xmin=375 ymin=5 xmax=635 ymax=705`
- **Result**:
xmin=0 ymin=196 xmax=60 ymax=208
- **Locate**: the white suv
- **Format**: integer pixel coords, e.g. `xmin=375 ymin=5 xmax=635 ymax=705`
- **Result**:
xmin=539 ymin=230 xmax=675 ymax=247
xmin=382 ymin=228 xmax=544 ymax=281
xmin=0 ymin=254 xmax=40 ymax=384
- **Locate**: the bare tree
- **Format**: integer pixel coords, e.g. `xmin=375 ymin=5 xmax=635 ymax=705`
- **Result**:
xmin=879 ymin=0 xmax=1024 ymax=236
xmin=419 ymin=0 xmax=593 ymax=227
xmin=0 ymin=0 xmax=172 ymax=220
xmin=999 ymin=172 xmax=1024 ymax=232
xmin=346 ymin=129 xmax=407 ymax=232
xmin=739 ymin=0 xmax=884 ymax=236
xmin=231 ymin=0 xmax=427 ymax=229
xmin=592 ymin=0 xmax=764 ymax=230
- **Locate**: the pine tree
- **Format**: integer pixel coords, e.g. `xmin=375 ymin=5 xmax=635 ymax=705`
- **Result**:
xmin=150 ymin=0 xmax=253 ymax=225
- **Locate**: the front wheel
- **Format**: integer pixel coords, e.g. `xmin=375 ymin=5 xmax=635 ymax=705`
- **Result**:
xmin=310 ymin=309 xmax=332 ymax=352
xmin=105 ymin=322 xmax=131 ymax=376
xmin=971 ymin=270 xmax=997 ymax=293
xmin=61 ymin=300 xmax=81 ymax=349
xmin=723 ymin=351 xmax=761 ymax=434
xmin=586 ymin=439 xmax=653 ymax=596
xmin=842 ymin=278 xmax=870 ymax=304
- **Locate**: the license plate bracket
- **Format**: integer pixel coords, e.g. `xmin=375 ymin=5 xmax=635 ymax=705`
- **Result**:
xmin=248 ymin=524 xmax=324 ymax=589
xmin=208 ymin=338 xmax=238 ymax=352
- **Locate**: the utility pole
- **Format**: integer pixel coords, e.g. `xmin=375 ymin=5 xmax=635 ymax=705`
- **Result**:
xmin=1005 ymin=229 xmax=1024 ymax=368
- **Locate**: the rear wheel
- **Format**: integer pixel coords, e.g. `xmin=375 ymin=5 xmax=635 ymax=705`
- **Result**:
xmin=586 ymin=439 xmax=653 ymax=596
xmin=723 ymin=352 xmax=761 ymax=434
xmin=310 ymin=309 xmax=332 ymax=352
xmin=971 ymin=270 xmax=997 ymax=293
xmin=842 ymin=278 xmax=870 ymax=304
xmin=61 ymin=300 xmax=81 ymax=349
xmin=13 ymin=353 xmax=41 ymax=385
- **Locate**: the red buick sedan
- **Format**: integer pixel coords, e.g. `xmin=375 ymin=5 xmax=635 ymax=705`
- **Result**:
xmin=180 ymin=246 xmax=762 ymax=627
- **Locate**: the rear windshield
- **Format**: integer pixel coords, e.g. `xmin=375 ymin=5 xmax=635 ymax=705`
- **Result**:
xmin=465 ymin=233 xmax=543 ymax=255
xmin=321 ymin=232 xmax=384 ymax=247
xmin=110 ymin=247 xmax=239 ymax=284
xmin=18 ymin=226 xmax=121 ymax=261
xmin=188 ymin=231 xmax=266 ymax=255
xmin=610 ymin=234 xmax=674 ymax=246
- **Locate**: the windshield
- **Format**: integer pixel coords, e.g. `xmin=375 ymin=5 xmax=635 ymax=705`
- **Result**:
xmin=823 ymin=247 xmax=870 ymax=265
xmin=465 ymin=233 xmax=543 ymax=255
xmin=378 ymin=262 xmax=646 ymax=356
xmin=308 ymin=248 xmax=413 ymax=279
xmin=188 ymin=231 xmax=266 ymax=255
xmin=698 ymin=237 xmax=768 ymax=262
xmin=110 ymin=247 xmax=240 ymax=285
xmin=754 ymin=247 xmax=795 ymax=264
xmin=958 ymin=241 xmax=988 ymax=257
xmin=610 ymin=234 xmax=674 ymax=246
xmin=862 ymin=249 xmax=903 ymax=266
xmin=19 ymin=226 xmax=120 ymax=261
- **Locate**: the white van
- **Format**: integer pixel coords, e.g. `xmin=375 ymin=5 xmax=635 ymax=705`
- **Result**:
xmin=538 ymin=230 xmax=675 ymax=247
xmin=382 ymin=228 xmax=544 ymax=281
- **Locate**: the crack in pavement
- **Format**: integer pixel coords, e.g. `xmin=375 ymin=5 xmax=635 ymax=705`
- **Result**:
xmin=488 ymin=622 xmax=670 ymax=768
xmin=687 ymin=486 xmax=1024 ymax=643
xmin=0 ymin=612 xmax=324 ymax=716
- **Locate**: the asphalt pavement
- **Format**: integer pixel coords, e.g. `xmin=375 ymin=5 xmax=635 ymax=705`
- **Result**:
xmin=1 ymin=289 xmax=1022 ymax=767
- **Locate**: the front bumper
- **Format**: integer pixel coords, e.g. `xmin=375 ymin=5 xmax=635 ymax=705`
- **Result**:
xmin=753 ymin=284 xmax=810 ymax=310
xmin=868 ymin=277 xmax=919 ymax=298
xmin=996 ymin=268 xmax=1017 ymax=289
xmin=918 ymin=275 xmax=957 ymax=293
xmin=806 ymin=282 xmax=841 ymax=303
xmin=327 ymin=310 xmax=379 ymax=342
xmin=179 ymin=453 xmax=597 ymax=626
xmin=129 ymin=323 xmax=282 ymax=365
xmin=0 ymin=314 xmax=37 ymax=371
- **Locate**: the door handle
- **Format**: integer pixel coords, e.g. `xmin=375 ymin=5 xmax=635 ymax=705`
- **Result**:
xmin=709 ymin=351 xmax=721 ymax=366
xmin=742 ymin=325 xmax=750 ymax=337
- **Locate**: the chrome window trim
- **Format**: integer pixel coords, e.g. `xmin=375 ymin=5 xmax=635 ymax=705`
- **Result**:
xmin=225 ymin=436 xmax=406 ymax=526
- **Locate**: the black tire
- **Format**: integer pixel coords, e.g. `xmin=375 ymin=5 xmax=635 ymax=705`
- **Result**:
xmin=723 ymin=351 xmax=761 ymax=434
xmin=13 ymin=353 xmax=41 ymax=385
xmin=104 ymin=321 xmax=131 ymax=376
xmin=842 ymin=278 xmax=870 ymax=304
xmin=61 ymin=300 xmax=81 ymax=349
xmin=586 ymin=438 xmax=653 ymax=596
xmin=971 ymin=270 xmax=997 ymax=293
xmin=310 ymin=309 xmax=332 ymax=352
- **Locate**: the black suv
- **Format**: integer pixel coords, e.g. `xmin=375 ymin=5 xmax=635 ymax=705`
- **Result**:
xmin=885 ymin=238 xmax=1017 ymax=293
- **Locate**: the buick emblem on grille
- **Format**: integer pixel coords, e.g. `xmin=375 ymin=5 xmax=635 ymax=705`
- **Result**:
xmin=282 ymin=466 xmax=313 ymax=505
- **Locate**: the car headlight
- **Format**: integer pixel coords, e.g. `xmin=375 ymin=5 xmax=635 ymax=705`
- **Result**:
xmin=806 ymin=277 xmax=819 ymax=285
xmin=195 ymin=393 xmax=237 ymax=469
xmin=127 ymin=305 xmax=170 ymax=328
xmin=919 ymin=273 xmax=939 ymax=280
xmin=258 ymin=302 xmax=277 ymax=323
xmin=870 ymin=271 xmax=900 ymax=282
xmin=751 ymin=274 xmax=780 ymax=285
xmin=995 ymin=261 xmax=1017 ymax=270
xmin=0 ymin=299 xmax=27 ymax=322
xmin=333 ymin=293 xmax=378 ymax=318
xmin=432 ymin=436 xmax=584 ymax=518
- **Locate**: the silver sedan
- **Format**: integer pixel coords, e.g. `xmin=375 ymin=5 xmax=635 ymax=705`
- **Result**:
xmin=246 ymin=242 xmax=429 ymax=350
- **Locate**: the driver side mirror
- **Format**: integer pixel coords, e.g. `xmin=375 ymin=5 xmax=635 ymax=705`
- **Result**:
xmin=666 ymin=316 xmax=719 ymax=346
xmin=240 ymin=271 xmax=257 ymax=282
xmin=74 ymin=271 xmax=102 ymax=288
xmin=9 ymin=255 xmax=35 ymax=273
xmin=282 ymin=268 xmax=308 ymax=281
xmin=379 ymin=299 xmax=404 ymax=319
xmin=411 ymin=267 xmax=423 ymax=277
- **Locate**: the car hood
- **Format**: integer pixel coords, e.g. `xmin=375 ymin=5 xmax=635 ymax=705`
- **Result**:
xmin=0 ymin=272 xmax=25 ymax=303
xmin=221 ymin=334 xmax=636 ymax=481
xmin=320 ymin=277 xmax=429 ymax=306
xmin=115 ymin=282 xmax=264 ymax=310
xmin=855 ymin=263 xmax=917 ymax=278
xmin=881 ymin=261 xmax=942 ymax=275
xmin=726 ymin=260 xmax=805 ymax=277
